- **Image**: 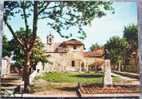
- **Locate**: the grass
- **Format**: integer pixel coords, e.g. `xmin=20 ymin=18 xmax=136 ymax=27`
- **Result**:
xmin=35 ymin=72 xmax=120 ymax=84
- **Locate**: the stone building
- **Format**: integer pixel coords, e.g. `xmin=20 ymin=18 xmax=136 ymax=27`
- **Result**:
xmin=38 ymin=34 xmax=104 ymax=72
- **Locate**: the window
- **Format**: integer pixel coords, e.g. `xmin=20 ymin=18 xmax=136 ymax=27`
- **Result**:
xmin=37 ymin=69 xmax=40 ymax=73
xmin=73 ymin=46 xmax=77 ymax=49
xmin=72 ymin=61 xmax=75 ymax=67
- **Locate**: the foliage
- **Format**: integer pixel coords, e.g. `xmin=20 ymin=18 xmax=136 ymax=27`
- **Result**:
xmin=123 ymin=24 xmax=138 ymax=50
xmin=123 ymin=24 xmax=138 ymax=66
xmin=90 ymin=43 xmax=103 ymax=51
xmin=31 ymin=37 xmax=51 ymax=68
xmin=2 ymin=35 xmax=11 ymax=57
xmin=104 ymin=24 xmax=138 ymax=71
xmin=105 ymin=36 xmax=128 ymax=65
xmin=9 ymin=29 xmax=49 ymax=68
xmin=4 ymin=1 xmax=114 ymax=39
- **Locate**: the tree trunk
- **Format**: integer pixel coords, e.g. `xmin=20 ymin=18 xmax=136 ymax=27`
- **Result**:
xmin=123 ymin=56 xmax=125 ymax=72
xmin=23 ymin=51 xmax=32 ymax=93
xmin=118 ymin=61 xmax=121 ymax=71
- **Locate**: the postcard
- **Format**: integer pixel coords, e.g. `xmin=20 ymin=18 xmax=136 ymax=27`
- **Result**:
xmin=0 ymin=0 xmax=141 ymax=98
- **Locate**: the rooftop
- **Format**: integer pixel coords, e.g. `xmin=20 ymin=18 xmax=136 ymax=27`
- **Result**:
xmin=60 ymin=39 xmax=84 ymax=46
xmin=83 ymin=48 xmax=104 ymax=57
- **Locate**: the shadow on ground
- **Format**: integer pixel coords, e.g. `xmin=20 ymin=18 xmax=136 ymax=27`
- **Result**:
xmin=55 ymin=87 xmax=76 ymax=92
xmin=72 ymin=74 xmax=116 ymax=78
xmin=72 ymin=74 xmax=103 ymax=78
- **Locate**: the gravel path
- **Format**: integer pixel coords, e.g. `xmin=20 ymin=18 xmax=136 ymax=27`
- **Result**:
xmin=112 ymin=73 xmax=139 ymax=85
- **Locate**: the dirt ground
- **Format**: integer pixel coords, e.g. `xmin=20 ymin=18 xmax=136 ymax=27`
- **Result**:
xmin=30 ymin=79 xmax=78 ymax=96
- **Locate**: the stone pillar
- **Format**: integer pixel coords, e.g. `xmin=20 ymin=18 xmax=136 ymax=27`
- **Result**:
xmin=84 ymin=60 xmax=88 ymax=72
xmin=79 ymin=61 xmax=82 ymax=72
xmin=62 ymin=65 xmax=64 ymax=72
xmin=118 ymin=61 xmax=121 ymax=71
xmin=85 ymin=59 xmax=89 ymax=72
xmin=101 ymin=63 xmax=105 ymax=72
xmin=86 ymin=64 xmax=89 ymax=72
xmin=104 ymin=59 xmax=112 ymax=86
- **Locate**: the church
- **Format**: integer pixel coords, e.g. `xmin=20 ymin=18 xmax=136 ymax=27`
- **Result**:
xmin=37 ymin=34 xmax=104 ymax=72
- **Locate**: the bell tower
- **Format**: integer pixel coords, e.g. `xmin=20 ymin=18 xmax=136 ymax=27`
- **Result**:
xmin=47 ymin=33 xmax=54 ymax=45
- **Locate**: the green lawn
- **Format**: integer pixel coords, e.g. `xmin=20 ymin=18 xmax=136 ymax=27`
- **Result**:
xmin=35 ymin=72 xmax=120 ymax=84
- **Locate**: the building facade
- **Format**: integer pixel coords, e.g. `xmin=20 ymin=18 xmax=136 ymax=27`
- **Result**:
xmin=40 ymin=34 xmax=104 ymax=72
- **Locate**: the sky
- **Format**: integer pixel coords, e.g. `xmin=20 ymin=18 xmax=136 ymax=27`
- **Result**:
xmin=4 ymin=1 xmax=137 ymax=51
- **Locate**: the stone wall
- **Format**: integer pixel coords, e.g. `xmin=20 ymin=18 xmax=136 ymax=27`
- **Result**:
xmin=39 ymin=49 xmax=101 ymax=72
xmin=41 ymin=43 xmax=99 ymax=72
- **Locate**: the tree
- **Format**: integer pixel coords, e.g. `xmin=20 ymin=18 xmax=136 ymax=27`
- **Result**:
xmin=123 ymin=24 xmax=138 ymax=72
xmin=90 ymin=43 xmax=103 ymax=51
xmin=123 ymin=24 xmax=138 ymax=50
xmin=4 ymin=1 xmax=113 ymax=92
xmin=9 ymin=29 xmax=49 ymax=71
xmin=105 ymin=36 xmax=128 ymax=71
xmin=2 ymin=35 xmax=11 ymax=57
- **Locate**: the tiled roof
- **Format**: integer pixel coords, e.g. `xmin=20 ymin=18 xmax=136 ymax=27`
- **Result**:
xmin=60 ymin=39 xmax=83 ymax=46
xmin=83 ymin=52 xmax=96 ymax=57
xmin=83 ymin=48 xmax=104 ymax=57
